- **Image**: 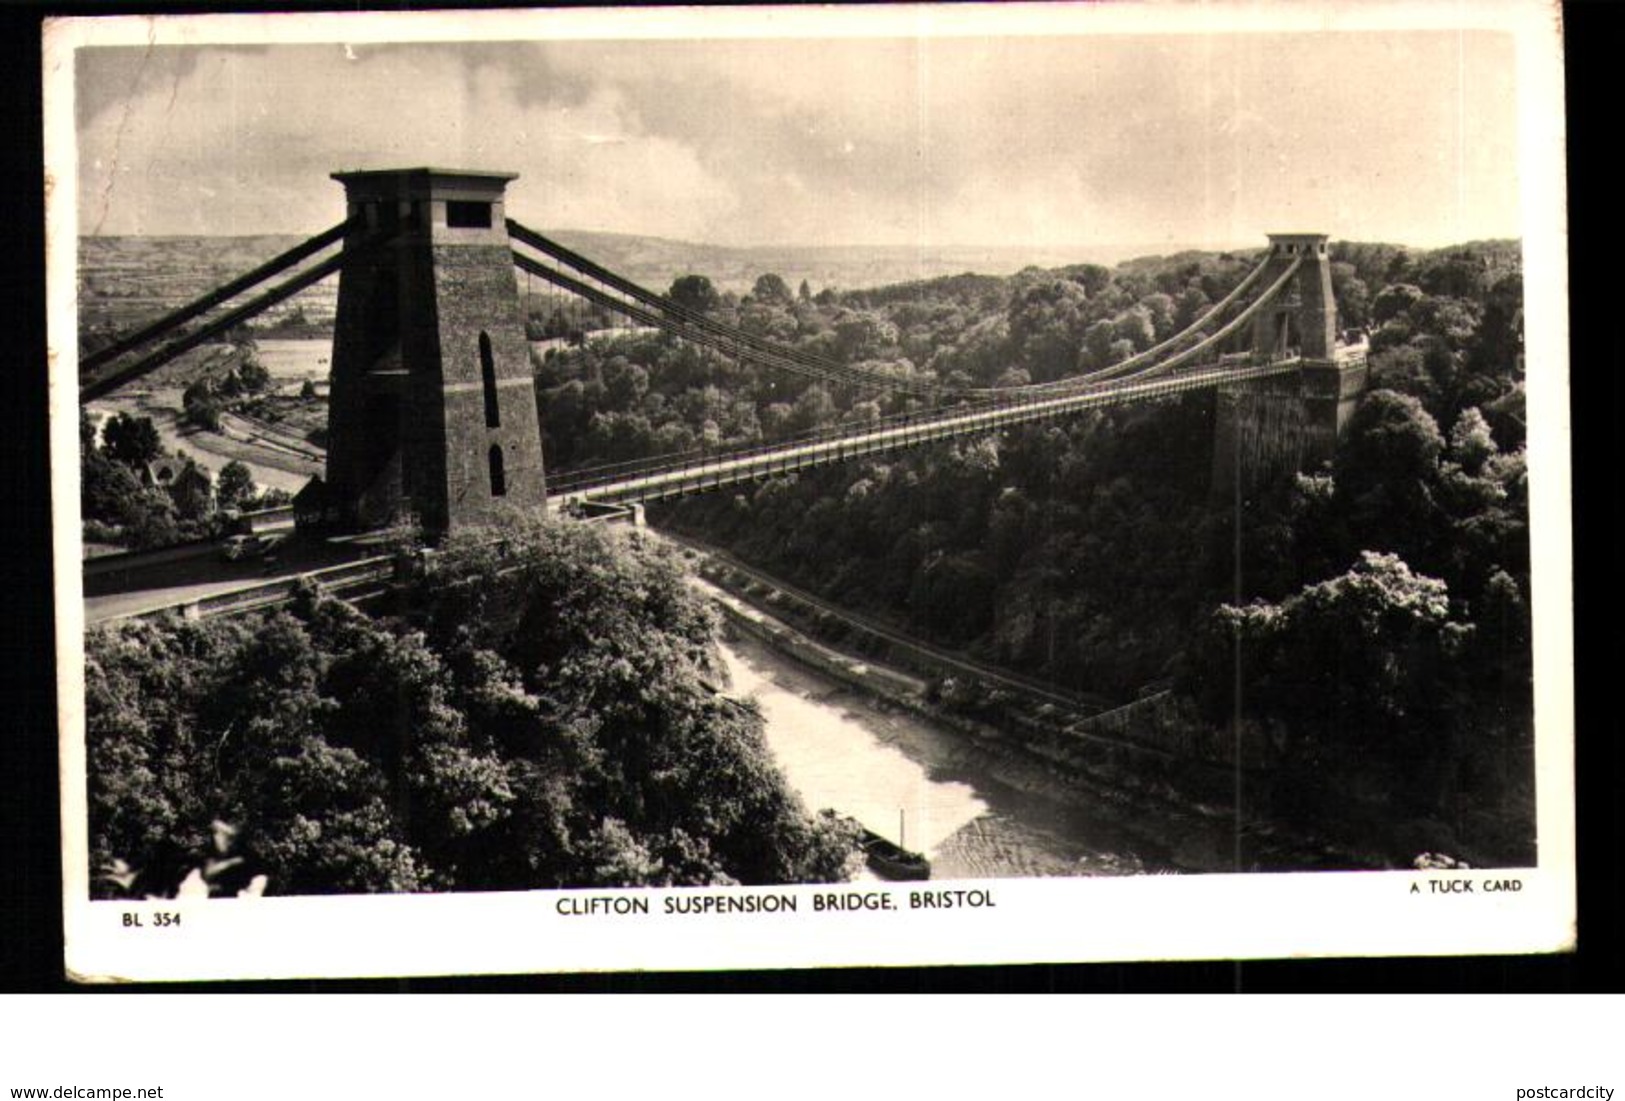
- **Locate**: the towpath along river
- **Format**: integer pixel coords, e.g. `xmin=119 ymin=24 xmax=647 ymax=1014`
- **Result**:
xmin=718 ymin=629 xmax=1181 ymax=879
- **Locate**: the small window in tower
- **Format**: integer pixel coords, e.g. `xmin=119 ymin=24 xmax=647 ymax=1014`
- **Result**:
xmin=447 ymin=201 xmax=493 ymax=229
xmin=479 ymin=331 xmax=500 ymax=427
xmin=489 ymin=444 xmax=507 ymax=497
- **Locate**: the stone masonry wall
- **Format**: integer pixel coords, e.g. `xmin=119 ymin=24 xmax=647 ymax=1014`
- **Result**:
xmin=428 ymin=243 xmax=549 ymax=530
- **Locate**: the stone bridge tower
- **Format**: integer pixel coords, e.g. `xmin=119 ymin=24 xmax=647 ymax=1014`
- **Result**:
xmin=1212 ymin=232 xmax=1369 ymax=496
xmin=1250 ymin=233 xmax=1337 ymax=361
xmin=324 ymin=168 xmax=547 ymax=535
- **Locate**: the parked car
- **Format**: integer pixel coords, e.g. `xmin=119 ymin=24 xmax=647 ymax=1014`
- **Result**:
xmin=220 ymin=533 xmax=285 ymax=562
xmin=219 ymin=534 xmax=263 ymax=561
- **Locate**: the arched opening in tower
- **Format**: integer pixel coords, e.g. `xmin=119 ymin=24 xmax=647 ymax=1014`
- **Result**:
xmin=489 ymin=443 xmax=507 ymax=497
xmin=1269 ymin=309 xmax=1301 ymax=359
xmin=480 ymin=331 xmax=500 ymax=428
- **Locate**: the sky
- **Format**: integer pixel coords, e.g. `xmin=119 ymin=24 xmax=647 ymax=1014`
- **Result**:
xmin=71 ymin=24 xmax=1520 ymax=250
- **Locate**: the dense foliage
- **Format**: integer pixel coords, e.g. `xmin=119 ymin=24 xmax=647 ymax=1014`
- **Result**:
xmin=535 ymin=241 xmax=1533 ymax=863
xmin=81 ymin=328 xmax=291 ymax=550
xmin=84 ymin=237 xmax=1536 ymax=880
xmin=531 ymin=257 xmax=1258 ymax=487
xmin=80 ymin=408 xmax=287 ymax=550
xmin=80 ymin=409 xmax=219 ymax=549
xmin=86 ymin=514 xmax=857 ymax=896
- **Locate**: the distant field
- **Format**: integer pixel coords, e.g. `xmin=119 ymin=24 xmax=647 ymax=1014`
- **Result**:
xmin=78 ymin=229 xmax=1145 ymax=315
xmin=257 ymin=339 xmax=331 ymax=382
xmin=78 ymin=235 xmax=339 ymax=334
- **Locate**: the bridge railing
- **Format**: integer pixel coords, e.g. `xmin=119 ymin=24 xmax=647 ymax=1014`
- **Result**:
xmin=562 ymin=357 xmax=1307 ymax=505
xmin=552 ymin=348 xmax=1317 ymax=500
xmin=548 ymin=386 xmax=1063 ymax=497
xmin=555 ymin=391 xmax=1024 ymax=500
xmin=105 ymin=554 xmax=398 ymax=625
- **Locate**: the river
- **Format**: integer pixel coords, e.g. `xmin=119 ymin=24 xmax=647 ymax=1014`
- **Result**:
xmin=718 ymin=629 xmax=1184 ymax=879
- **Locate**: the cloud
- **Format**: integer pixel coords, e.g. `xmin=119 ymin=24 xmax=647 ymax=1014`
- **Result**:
xmin=73 ymin=31 xmax=1519 ymax=248
xmin=75 ymin=43 xmax=741 ymax=239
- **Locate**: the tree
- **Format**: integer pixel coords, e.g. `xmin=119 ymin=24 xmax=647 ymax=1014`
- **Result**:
xmin=832 ymin=311 xmax=899 ymax=362
xmin=602 ymin=357 xmax=649 ymax=408
xmin=1337 ymin=389 xmax=1444 ymax=493
xmin=1065 ymin=263 xmax=1112 ymax=298
xmin=751 ymin=273 xmax=793 ymax=305
xmin=182 ymin=379 xmax=223 ymax=431
xmin=300 ymin=378 xmax=319 ymax=400
xmin=1140 ymin=293 xmax=1175 ymax=340
xmin=1080 ymin=318 xmax=1118 ymax=371
xmin=1335 ymin=389 xmax=1446 ymax=569
xmin=123 ymin=494 xmax=182 ymax=550
xmin=1331 ymin=262 xmax=1371 ymax=328
xmin=908 ymin=552 xmax=997 ymax=643
xmin=1201 ymin=551 xmax=1468 ymax=815
xmin=225 ymin=323 xmax=258 ymax=351
xmin=668 ymin=274 xmax=721 ymax=315
xmin=169 ymin=462 xmax=214 ymax=522
xmin=236 ymin=354 xmax=272 ymax=393
xmin=101 ymin=413 xmax=161 ymax=469
xmin=788 ymin=385 xmax=837 ymax=434
xmin=1468 ymin=272 xmax=1523 ymax=381
xmin=1367 ymin=343 xmax=1436 ymax=407
xmin=1172 ymin=286 xmax=1211 ymax=332
xmin=1446 ymin=407 xmax=1497 ymax=476
xmin=760 ymin=401 xmax=795 ymax=440
xmin=798 ymin=279 xmax=812 ymax=303
xmin=216 ymin=461 xmax=257 ymax=512
xmin=1112 ymin=306 xmax=1155 ymax=352
xmin=1410 ymin=296 xmax=1481 ymax=350
xmin=1371 ymin=283 xmax=1425 ymax=325
xmin=1416 ymin=250 xmax=1490 ymax=300
xmin=80 ymin=409 xmax=99 ymax=460
xmin=81 ymin=451 xmax=144 ymax=527
xmin=1008 ymin=280 xmax=1089 ymax=381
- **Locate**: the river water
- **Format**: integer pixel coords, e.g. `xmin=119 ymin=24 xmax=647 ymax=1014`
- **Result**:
xmin=718 ymin=631 xmax=1186 ymax=880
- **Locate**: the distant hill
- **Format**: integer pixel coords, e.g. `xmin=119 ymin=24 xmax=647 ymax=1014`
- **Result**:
xmin=77 ymin=228 xmax=1191 ymax=323
xmin=77 ymin=230 xmax=1517 ymax=340
xmin=532 ymin=229 xmax=1161 ymax=296
xmin=79 ymin=235 xmax=341 ymax=334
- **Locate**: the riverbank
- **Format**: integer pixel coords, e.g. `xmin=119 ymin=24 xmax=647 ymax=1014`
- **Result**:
xmin=676 ymin=541 xmax=1364 ymax=875
xmin=717 ymin=627 xmax=1182 ymax=878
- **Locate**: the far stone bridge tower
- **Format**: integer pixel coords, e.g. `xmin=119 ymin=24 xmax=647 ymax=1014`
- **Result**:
xmin=324 ymin=168 xmax=548 ymax=535
xmin=1212 ymin=232 xmax=1369 ymax=495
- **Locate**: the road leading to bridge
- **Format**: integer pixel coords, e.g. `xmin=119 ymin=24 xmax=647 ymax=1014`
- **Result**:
xmin=83 ymin=535 xmax=371 ymax=624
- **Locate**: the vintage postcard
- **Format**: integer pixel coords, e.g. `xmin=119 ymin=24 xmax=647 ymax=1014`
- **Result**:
xmin=47 ymin=1 xmax=1573 ymax=981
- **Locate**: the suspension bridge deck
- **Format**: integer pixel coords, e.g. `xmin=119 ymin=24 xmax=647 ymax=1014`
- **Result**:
xmin=556 ymin=357 xmax=1305 ymax=506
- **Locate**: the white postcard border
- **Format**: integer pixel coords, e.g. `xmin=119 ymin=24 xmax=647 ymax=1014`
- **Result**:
xmin=47 ymin=1 xmax=1575 ymax=982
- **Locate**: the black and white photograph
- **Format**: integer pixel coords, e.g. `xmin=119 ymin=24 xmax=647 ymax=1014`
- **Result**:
xmin=47 ymin=2 xmax=1574 ymax=980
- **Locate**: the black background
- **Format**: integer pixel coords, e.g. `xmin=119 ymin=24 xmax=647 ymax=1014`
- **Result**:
xmin=1 ymin=0 xmax=1618 ymax=995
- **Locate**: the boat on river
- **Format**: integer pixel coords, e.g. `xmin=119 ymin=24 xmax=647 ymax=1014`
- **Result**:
xmin=856 ymin=826 xmax=930 ymax=881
